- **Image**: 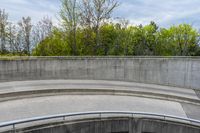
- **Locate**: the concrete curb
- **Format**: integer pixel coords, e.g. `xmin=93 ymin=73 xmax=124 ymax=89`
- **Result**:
xmin=0 ymin=88 xmax=200 ymax=105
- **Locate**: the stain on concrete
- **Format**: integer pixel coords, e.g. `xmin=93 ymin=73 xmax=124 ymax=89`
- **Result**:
xmin=181 ymin=102 xmax=200 ymax=120
xmin=195 ymin=90 xmax=200 ymax=99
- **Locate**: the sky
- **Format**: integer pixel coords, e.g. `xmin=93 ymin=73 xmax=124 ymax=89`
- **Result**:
xmin=1 ymin=0 xmax=200 ymax=28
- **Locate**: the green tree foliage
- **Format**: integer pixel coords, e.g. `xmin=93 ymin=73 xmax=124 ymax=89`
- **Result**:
xmin=133 ymin=22 xmax=159 ymax=56
xmin=33 ymin=22 xmax=200 ymax=56
xmin=157 ymin=24 xmax=200 ymax=56
xmin=76 ymin=28 xmax=96 ymax=55
xmin=98 ymin=23 xmax=116 ymax=55
xmin=32 ymin=29 xmax=70 ymax=56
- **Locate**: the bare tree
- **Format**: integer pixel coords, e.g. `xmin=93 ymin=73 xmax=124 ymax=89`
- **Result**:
xmin=15 ymin=29 xmax=24 ymax=54
xmin=79 ymin=0 xmax=93 ymax=28
xmin=60 ymin=0 xmax=80 ymax=55
xmin=0 ymin=9 xmax=9 ymax=53
xmin=32 ymin=16 xmax=53 ymax=47
xmin=18 ymin=17 xmax=32 ymax=55
xmin=7 ymin=23 xmax=16 ymax=53
xmin=7 ymin=23 xmax=24 ymax=54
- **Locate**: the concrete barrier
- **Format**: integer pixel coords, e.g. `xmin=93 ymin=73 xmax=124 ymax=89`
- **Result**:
xmin=5 ymin=118 xmax=200 ymax=133
xmin=0 ymin=56 xmax=199 ymax=90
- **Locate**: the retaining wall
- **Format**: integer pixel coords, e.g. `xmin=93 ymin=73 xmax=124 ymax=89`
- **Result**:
xmin=0 ymin=57 xmax=199 ymax=89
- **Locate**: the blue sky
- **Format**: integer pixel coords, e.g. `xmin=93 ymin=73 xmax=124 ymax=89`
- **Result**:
xmin=1 ymin=0 xmax=200 ymax=28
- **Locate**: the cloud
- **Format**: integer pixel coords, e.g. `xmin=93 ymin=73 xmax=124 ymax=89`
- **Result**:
xmin=113 ymin=0 xmax=200 ymax=28
xmin=0 ymin=0 xmax=60 ymax=24
xmin=0 ymin=0 xmax=200 ymax=28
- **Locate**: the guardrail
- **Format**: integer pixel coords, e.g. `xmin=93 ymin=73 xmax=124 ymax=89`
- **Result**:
xmin=1 ymin=111 xmax=200 ymax=132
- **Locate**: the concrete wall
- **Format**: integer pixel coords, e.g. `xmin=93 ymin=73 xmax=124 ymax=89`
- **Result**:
xmin=0 ymin=57 xmax=200 ymax=89
xmin=7 ymin=118 xmax=200 ymax=133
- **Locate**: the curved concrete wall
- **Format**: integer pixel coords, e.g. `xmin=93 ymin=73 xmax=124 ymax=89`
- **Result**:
xmin=6 ymin=118 xmax=200 ymax=133
xmin=0 ymin=57 xmax=200 ymax=89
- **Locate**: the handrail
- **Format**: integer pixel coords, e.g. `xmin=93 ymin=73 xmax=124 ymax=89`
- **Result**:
xmin=0 ymin=111 xmax=200 ymax=131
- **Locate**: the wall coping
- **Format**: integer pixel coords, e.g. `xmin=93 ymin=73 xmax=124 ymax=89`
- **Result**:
xmin=0 ymin=56 xmax=200 ymax=60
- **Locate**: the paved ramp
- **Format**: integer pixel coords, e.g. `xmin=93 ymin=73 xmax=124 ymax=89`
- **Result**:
xmin=0 ymin=80 xmax=199 ymax=124
xmin=0 ymin=95 xmax=187 ymax=123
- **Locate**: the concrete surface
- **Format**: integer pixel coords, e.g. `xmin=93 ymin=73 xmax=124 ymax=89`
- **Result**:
xmin=0 ymin=80 xmax=199 ymax=123
xmin=0 ymin=95 xmax=188 ymax=123
xmin=0 ymin=57 xmax=200 ymax=90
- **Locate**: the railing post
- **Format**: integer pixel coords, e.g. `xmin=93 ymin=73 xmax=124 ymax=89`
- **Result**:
xmin=99 ymin=113 xmax=102 ymax=119
xmin=63 ymin=116 xmax=65 ymax=121
xmin=13 ymin=124 xmax=16 ymax=133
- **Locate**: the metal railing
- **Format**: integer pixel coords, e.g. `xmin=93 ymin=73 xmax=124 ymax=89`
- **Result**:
xmin=0 ymin=111 xmax=200 ymax=132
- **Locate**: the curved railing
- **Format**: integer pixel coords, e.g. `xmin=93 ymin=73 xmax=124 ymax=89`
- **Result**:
xmin=1 ymin=111 xmax=200 ymax=132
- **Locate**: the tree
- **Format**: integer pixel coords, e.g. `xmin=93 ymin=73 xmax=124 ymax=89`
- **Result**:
xmin=32 ymin=16 xmax=53 ymax=48
xmin=7 ymin=23 xmax=17 ymax=53
xmin=78 ymin=0 xmax=96 ymax=55
xmin=99 ymin=23 xmax=116 ymax=55
xmin=79 ymin=0 xmax=93 ymax=28
xmin=0 ymin=9 xmax=9 ymax=53
xmin=133 ymin=22 xmax=159 ymax=56
xmin=143 ymin=21 xmax=159 ymax=55
xmin=76 ymin=27 xmax=96 ymax=55
xmin=159 ymin=24 xmax=199 ymax=56
xmin=60 ymin=0 xmax=80 ymax=55
xmin=18 ymin=17 xmax=32 ymax=55
xmin=80 ymin=0 xmax=118 ymax=54
xmin=172 ymin=24 xmax=199 ymax=56
xmin=32 ymin=28 xmax=70 ymax=56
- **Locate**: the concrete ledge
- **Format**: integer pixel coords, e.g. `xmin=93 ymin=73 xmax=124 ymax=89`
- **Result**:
xmin=1 ymin=56 xmax=200 ymax=59
xmin=0 ymin=80 xmax=199 ymax=105
xmin=0 ymin=88 xmax=200 ymax=106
